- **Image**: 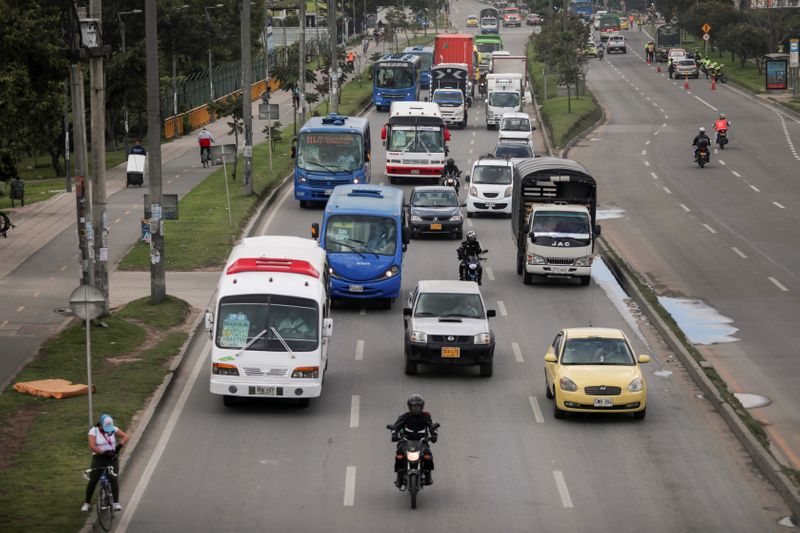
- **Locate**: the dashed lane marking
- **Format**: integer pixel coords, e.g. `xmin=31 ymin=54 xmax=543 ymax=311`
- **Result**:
xmin=343 ymin=466 xmax=357 ymax=506
xmin=644 ymin=161 xmax=650 ymax=167
xmin=16 ymin=306 xmax=25 ymax=313
xmin=33 ymin=291 xmax=40 ymax=298
xmin=718 ymin=159 xmax=726 ymax=166
xmin=512 ymin=342 xmax=524 ymax=363
xmin=769 ymin=277 xmax=789 ymax=292
xmin=773 ymin=202 xmax=786 ymax=209
xmin=731 ymin=171 xmax=742 ymax=178
xmin=645 ymin=140 xmax=650 ymax=145
xmin=497 ymin=301 xmax=508 ymax=317
xmin=553 ymin=471 xmax=574 ymax=508
xmin=528 ymin=396 xmax=544 ymax=423
xmin=731 ymin=247 xmax=748 ymax=259
xmin=694 ymin=95 xmax=717 ymax=111
xmin=680 ymin=203 xmax=690 ymax=212
xmin=485 ymin=267 xmax=495 ymax=281
xmin=650 ymin=172 xmax=658 ymax=180
xmin=702 ymin=224 xmax=717 ymax=234
xmin=355 ymin=340 xmax=364 ymax=361
xmin=750 ymin=185 xmax=761 ymax=192
xmin=662 ymin=186 xmax=672 ymax=194
xmin=350 ymin=395 xmax=360 ymax=428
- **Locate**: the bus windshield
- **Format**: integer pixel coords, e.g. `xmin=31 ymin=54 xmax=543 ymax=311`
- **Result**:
xmin=325 ymin=215 xmax=398 ymax=256
xmin=216 ymin=295 xmax=319 ymax=352
xmin=375 ymin=66 xmax=414 ymax=89
xmin=297 ymin=132 xmax=363 ymax=172
xmin=488 ymin=92 xmax=520 ymax=108
xmin=387 ymin=126 xmax=444 ymax=154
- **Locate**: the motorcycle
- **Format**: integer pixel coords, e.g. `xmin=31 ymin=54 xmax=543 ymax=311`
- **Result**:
xmin=695 ymin=140 xmax=710 ymax=168
xmin=597 ymin=47 xmax=604 ymax=60
xmin=716 ymin=129 xmax=728 ymax=150
xmin=386 ymin=422 xmax=440 ymax=509
xmin=459 ymin=250 xmax=488 ymax=285
xmin=441 ymin=170 xmax=460 ymax=195
xmin=711 ymin=64 xmax=727 ymax=83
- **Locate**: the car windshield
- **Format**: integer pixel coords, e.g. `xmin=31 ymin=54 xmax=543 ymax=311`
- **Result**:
xmin=415 ymin=292 xmax=485 ymax=319
xmin=387 ymin=127 xmax=444 ymax=153
xmin=488 ymin=92 xmax=519 ymax=108
xmin=501 ymin=117 xmax=530 ymax=131
xmin=296 ymin=132 xmax=363 ymax=172
xmin=375 ymin=66 xmax=414 ymax=89
xmin=472 ymin=165 xmax=511 ymax=184
xmin=532 ymin=211 xmax=590 ymax=236
xmin=324 ymin=215 xmax=397 ymax=255
xmin=561 ymin=337 xmax=635 ymax=365
xmin=412 ymin=190 xmax=459 ymax=207
xmin=433 ymin=91 xmax=463 ymax=104
xmin=216 ymin=295 xmax=319 ymax=352
xmin=494 ymin=144 xmax=531 ymax=158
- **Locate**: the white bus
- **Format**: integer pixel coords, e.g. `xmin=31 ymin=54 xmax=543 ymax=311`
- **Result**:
xmin=206 ymin=236 xmax=333 ymax=407
xmin=381 ymin=101 xmax=451 ymax=183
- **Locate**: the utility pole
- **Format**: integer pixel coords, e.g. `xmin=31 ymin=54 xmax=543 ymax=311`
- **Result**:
xmin=242 ymin=0 xmax=254 ymax=196
xmin=146 ymin=0 xmax=166 ymax=303
xmin=328 ymin=0 xmax=339 ymax=113
xmin=63 ymin=77 xmax=71 ymax=193
xmin=70 ymin=61 xmax=93 ymax=289
xmin=300 ymin=0 xmax=307 ymax=125
xmin=89 ymin=0 xmax=109 ymax=315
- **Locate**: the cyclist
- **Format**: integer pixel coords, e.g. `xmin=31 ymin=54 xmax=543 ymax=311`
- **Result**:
xmin=198 ymin=126 xmax=215 ymax=165
xmin=82 ymin=414 xmax=129 ymax=512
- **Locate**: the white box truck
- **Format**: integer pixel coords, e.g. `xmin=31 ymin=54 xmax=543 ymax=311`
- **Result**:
xmin=485 ymin=73 xmax=524 ymax=129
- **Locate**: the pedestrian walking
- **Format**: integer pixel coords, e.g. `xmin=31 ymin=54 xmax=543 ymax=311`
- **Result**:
xmin=362 ymin=36 xmax=369 ymax=55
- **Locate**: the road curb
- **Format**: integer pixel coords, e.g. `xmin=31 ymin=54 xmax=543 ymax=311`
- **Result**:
xmin=597 ymin=238 xmax=800 ymax=520
xmin=560 ymin=91 xmax=607 ymax=158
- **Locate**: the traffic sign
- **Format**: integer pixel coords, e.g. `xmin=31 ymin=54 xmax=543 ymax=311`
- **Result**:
xmin=703 ymin=33 xmax=710 ymax=42
xmin=701 ymin=23 xmax=711 ymax=33
xmin=790 ymin=38 xmax=798 ymax=68
xmin=671 ymin=16 xmax=678 ymax=24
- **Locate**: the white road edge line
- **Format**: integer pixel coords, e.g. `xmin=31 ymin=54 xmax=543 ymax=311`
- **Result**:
xmin=497 ymin=300 xmax=508 ymax=317
xmin=344 ymin=466 xmax=357 ymax=506
xmin=553 ymin=470 xmax=574 ymax=508
xmin=350 ymin=395 xmax=360 ymax=428
xmin=731 ymin=247 xmax=748 ymax=259
xmin=512 ymin=342 xmax=524 ymax=363
xmin=769 ymin=277 xmax=789 ymax=292
xmin=702 ymin=224 xmax=717 ymax=234
xmin=355 ymin=339 xmax=364 ymax=361
xmin=528 ymin=396 xmax=544 ymax=423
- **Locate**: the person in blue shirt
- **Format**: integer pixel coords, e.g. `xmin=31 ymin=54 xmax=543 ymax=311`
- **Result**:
xmin=130 ymin=139 xmax=146 ymax=156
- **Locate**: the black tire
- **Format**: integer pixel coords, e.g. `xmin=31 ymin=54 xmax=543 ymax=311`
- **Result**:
xmin=409 ymin=472 xmax=418 ymax=509
xmin=545 ymin=379 xmax=553 ymax=399
xmin=405 ymin=358 xmax=418 ymax=375
xmin=523 ymin=271 xmax=533 ymax=285
xmin=466 ymin=211 xmax=473 ymax=218
xmin=516 ymin=254 xmax=523 ymax=275
xmin=381 ymin=297 xmax=393 ymax=310
xmin=553 ymin=392 xmax=566 ymax=419
xmin=580 ymin=276 xmax=591 ymax=286
xmin=222 ymin=395 xmax=237 ymax=407
xmin=0 ymin=213 xmax=11 ymax=235
xmin=96 ymin=485 xmax=114 ymax=531
xmin=479 ymin=361 xmax=493 ymax=377
xmin=299 ymin=200 xmax=309 ymax=208
xmin=297 ymin=398 xmax=311 ymax=408
xmin=699 ymin=157 xmax=705 ymax=169
xmin=633 ymin=407 xmax=647 ymax=420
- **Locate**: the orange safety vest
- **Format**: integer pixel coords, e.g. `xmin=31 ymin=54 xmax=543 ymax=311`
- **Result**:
xmin=715 ymin=119 xmax=728 ymax=131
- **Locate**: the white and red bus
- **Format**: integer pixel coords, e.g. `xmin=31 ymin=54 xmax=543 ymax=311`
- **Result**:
xmin=381 ymin=101 xmax=451 ymax=183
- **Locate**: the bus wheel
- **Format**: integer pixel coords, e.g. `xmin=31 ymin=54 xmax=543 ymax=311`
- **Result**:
xmin=381 ymin=297 xmax=393 ymax=310
xmin=297 ymin=398 xmax=311 ymax=408
xmin=299 ymin=200 xmax=309 ymax=208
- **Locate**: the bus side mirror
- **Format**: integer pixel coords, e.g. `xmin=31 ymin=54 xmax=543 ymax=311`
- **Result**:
xmin=204 ymin=311 xmax=214 ymax=336
xmin=291 ymin=138 xmax=297 ymax=158
xmin=323 ymin=318 xmax=334 ymax=338
xmin=311 ymin=223 xmax=320 ymax=239
xmin=381 ymin=125 xmax=387 ymax=141
xmin=594 ymin=224 xmax=601 ymax=236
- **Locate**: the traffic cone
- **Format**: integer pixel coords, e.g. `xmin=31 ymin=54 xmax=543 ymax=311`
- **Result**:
xmin=711 ymin=74 xmax=717 ymax=90
xmin=684 ymin=74 xmax=689 ymax=90
xmin=656 ymin=65 xmax=661 ymax=72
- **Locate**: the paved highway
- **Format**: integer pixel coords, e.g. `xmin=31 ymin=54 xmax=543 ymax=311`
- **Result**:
xmin=117 ymin=5 xmax=791 ymax=531
xmin=572 ymin=28 xmax=800 ymax=470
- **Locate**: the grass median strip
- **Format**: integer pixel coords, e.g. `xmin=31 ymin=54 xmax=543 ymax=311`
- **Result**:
xmin=0 ymin=295 xmax=192 ymax=532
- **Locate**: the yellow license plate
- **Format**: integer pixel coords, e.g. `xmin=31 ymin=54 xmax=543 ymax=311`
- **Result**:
xmin=430 ymin=223 xmax=442 ymax=230
xmin=441 ymin=346 xmax=460 ymax=358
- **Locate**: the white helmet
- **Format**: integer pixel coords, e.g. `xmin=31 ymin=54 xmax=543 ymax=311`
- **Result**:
xmin=698 ymin=126 xmax=706 ymax=134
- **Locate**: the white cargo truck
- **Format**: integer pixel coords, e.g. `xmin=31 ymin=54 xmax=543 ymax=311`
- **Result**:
xmin=485 ymin=73 xmax=524 ymax=129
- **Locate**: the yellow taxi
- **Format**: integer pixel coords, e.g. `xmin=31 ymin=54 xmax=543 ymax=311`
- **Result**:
xmin=619 ymin=18 xmax=629 ymax=30
xmin=544 ymin=327 xmax=650 ymax=419
xmin=467 ymin=15 xmax=478 ymax=27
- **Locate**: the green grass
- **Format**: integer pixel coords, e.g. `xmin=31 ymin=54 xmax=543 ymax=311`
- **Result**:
xmin=0 ymin=180 xmax=66 ymax=210
xmin=315 ymin=70 xmax=375 ymax=116
xmin=0 ymin=297 xmax=191 ymax=532
xmin=115 ymin=295 xmax=191 ymax=329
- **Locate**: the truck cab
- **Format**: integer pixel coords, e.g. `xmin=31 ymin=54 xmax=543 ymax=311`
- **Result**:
xmin=432 ymin=88 xmax=467 ymax=129
xmin=485 ymin=73 xmax=524 ymax=129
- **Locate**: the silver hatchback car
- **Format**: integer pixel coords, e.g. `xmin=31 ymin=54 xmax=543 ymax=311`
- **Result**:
xmin=673 ymin=58 xmax=699 ymax=79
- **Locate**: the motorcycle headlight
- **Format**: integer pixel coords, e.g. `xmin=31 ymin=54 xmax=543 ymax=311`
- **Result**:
xmin=383 ymin=265 xmax=400 ymax=278
xmin=574 ymin=255 xmax=593 ymax=267
xmin=449 ymin=215 xmax=462 ymax=221
xmin=406 ymin=450 xmax=421 ymax=462
xmin=409 ymin=331 xmax=427 ymax=343
xmin=560 ymin=376 xmax=578 ymax=392
xmin=628 ymin=377 xmax=644 ymax=392
xmin=469 ymin=186 xmax=478 ymax=197
xmin=527 ymin=254 xmax=547 ymax=265
xmin=469 ymin=263 xmax=478 ymax=270
xmin=410 ymin=215 xmax=422 ymax=222
xmin=504 ymin=186 xmax=512 ymax=198
xmin=474 ymin=333 xmax=491 ymax=345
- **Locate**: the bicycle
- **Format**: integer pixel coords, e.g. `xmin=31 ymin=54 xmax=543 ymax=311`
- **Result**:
xmin=0 ymin=210 xmax=13 ymax=238
xmin=83 ymin=465 xmax=117 ymax=531
xmin=201 ymin=147 xmax=211 ymax=168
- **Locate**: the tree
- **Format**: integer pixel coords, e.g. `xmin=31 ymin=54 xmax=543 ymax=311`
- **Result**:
xmin=719 ymin=23 xmax=770 ymax=72
xmin=532 ymin=12 xmax=589 ymax=112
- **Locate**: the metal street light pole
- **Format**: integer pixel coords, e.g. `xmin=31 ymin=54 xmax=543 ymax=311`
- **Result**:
xmin=328 ymin=0 xmax=339 ymax=113
xmin=117 ymin=9 xmax=142 ymax=157
xmin=300 ymin=0 xmax=307 ymax=125
xmin=242 ymin=0 xmax=254 ymax=196
xmin=205 ymin=4 xmax=224 ymax=104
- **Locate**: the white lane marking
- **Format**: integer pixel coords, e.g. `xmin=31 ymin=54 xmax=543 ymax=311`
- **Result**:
xmin=641 ymin=150 xmax=646 ymax=155
xmin=470 ymin=139 xmax=475 ymax=145
xmin=355 ymin=340 xmax=364 ymax=361
xmin=469 ymin=148 xmax=474 ymax=155
xmin=664 ymin=114 xmax=669 ymax=119
xmin=0 ymin=320 xmax=7 ymax=328
xmin=777 ymin=112 xmax=800 ymax=161
xmin=60 ymin=265 xmax=67 ymax=271
xmin=773 ymin=201 xmax=786 ymax=209
xmin=485 ymin=266 xmax=495 ymax=281
xmin=16 ymin=305 xmax=25 ymax=313
xmin=124 ymin=210 xmax=130 ymax=215
xmin=344 ymin=466 xmax=357 ymax=506
xmin=116 ymin=338 xmax=210 ymax=532
xmin=167 ymin=180 xmax=172 ymax=185
xmin=350 ymin=395 xmax=360 ymax=428
xmin=260 ymin=185 xmax=294 ymax=233
xmin=359 ymin=307 xmax=366 ymax=316
xmin=750 ymin=185 xmax=761 ymax=192
xmin=528 ymin=396 xmax=544 ymax=423
xmin=731 ymin=170 xmax=742 ymax=178
xmin=662 ymin=186 xmax=672 ymax=194
xmin=718 ymin=159 xmax=726 ymax=166
xmin=731 ymin=247 xmax=748 ymax=259
xmin=702 ymin=224 xmax=717 ymax=234
xmin=653 ymin=131 xmax=659 ymax=136
xmin=693 ymin=95 xmax=717 ymax=111
xmin=497 ymin=301 xmax=508 ymax=317
xmin=175 ymin=174 xmax=180 ymax=179
xmin=644 ymin=161 xmax=650 ymax=167
xmin=466 ymin=217 xmax=473 ymax=227
xmin=33 ymin=291 xmax=40 ymax=298
xmin=553 ymin=471 xmax=574 ymax=508
xmin=650 ymin=172 xmax=658 ymax=180
xmin=659 ymin=108 xmax=664 ymax=113
xmin=769 ymin=277 xmax=789 ymax=292
xmin=680 ymin=203 xmax=690 ymax=212
xmin=646 ymin=96 xmax=651 ymax=101
xmin=662 ymin=123 xmax=667 ymax=128
xmin=645 ymin=140 xmax=651 ymax=145
xmin=512 ymin=342 xmax=524 ymax=363
xmin=472 ymin=131 xmax=476 ymax=136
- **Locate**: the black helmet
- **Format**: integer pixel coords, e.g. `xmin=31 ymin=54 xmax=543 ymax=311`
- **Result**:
xmin=466 ymin=230 xmax=477 ymax=243
xmin=407 ymin=394 xmax=425 ymax=415
xmin=447 ymin=158 xmax=455 ymax=166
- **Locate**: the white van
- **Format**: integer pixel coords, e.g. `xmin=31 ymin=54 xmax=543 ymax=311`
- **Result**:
xmin=465 ymin=157 xmax=514 ymax=217
xmin=206 ymin=236 xmax=333 ymax=407
xmin=498 ymin=112 xmax=535 ymax=147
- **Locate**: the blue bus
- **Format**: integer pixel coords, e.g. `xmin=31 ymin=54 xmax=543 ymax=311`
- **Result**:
xmin=292 ymin=114 xmax=372 ymax=208
xmin=372 ymin=53 xmax=421 ymax=112
xmin=403 ymin=46 xmax=434 ymax=89
xmin=312 ymin=185 xmax=410 ymax=308
xmin=571 ymin=0 xmax=593 ymax=22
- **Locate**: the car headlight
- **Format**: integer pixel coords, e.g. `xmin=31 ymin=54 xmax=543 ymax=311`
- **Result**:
xmin=383 ymin=265 xmax=400 ymax=278
xmin=291 ymin=366 xmax=319 ymax=379
xmin=628 ymin=377 xmax=644 ymax=392
xmin=574 ymin=255 xmax=593 ymax=267
xmin=409 ymin=331 xmax=427 ymax=343
xmin=353 ymin=177 xmax=360 ymax=184
xmin=527 ymin=254 xmax=547 ymax=265
xmin=474 ymin=333 xmax=491 ymax=345
xmin=504 ymin=186 xmax=512 ymax=198
xmin=469 ymin=186 xmax=478 ymax=196
xmin=560 ymin=376 xmax=578 ymax=392
xmin=410 ymin=215 xmax=422 ymax=222
xmin=449 ymin=215 xmax=462 ymax=221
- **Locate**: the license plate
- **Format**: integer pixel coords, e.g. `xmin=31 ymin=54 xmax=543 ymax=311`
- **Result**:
xmin=324 ymin=189 xmax=333 ymax=196
xmin=594 ymin=397 xmax=613 ymax=407
xmin=553 ymin=266 xmax=569 ymax=274
xmin=441 ymin=346 xmax=460 ymax=358
xmin=430 ymin=223 xmax=442 ymax=230
xmin=349 ymin=284 xmax=364 ymax=293
xmin=410 ymin=169 xmax=420 ymax=175
xmin=255 ymin=386 xmax=276 ymax=396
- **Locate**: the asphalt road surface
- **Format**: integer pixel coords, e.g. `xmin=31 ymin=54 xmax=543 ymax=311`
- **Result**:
xmin=117 ymin=5 xmax=791 ymax=532
xmin=572 ymin=27 xmax=800 ymax=471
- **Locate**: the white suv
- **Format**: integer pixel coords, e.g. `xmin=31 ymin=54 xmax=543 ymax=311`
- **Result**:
xmin=498 ymin=112 xmax=535 ymax=146
xmin=465 ymin=157 xmax=513 ymax=217
xmin=607 ymin=35 xmax=627 ymax=54
xmin=403 ymin=280 xmax=496 ymax=376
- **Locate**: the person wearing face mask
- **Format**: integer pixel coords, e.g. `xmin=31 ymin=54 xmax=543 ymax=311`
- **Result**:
xmin=82 ymin=414 xmax=129 ymax=512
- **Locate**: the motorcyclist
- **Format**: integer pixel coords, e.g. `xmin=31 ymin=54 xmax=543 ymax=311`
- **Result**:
xmin=390 ymin=394 xmax=438 ymax=487
xmin=457 ymin=230 xmax=485 ymax=282
xmin=713 ymin=113 xmax=731 ymax=144
xmin=442 ymin=158 xmax=461 ymax=178
xmin=692 ymin=126 xmax=711 ymax=162
xmin=197 ymin=126 xmax=215 ymax=164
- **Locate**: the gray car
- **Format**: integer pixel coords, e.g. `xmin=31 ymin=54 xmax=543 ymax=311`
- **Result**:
xmin=407 ymin=186 xmax=464 ymax=239
xmin=673 ymin=58 xmax=699 ymax=79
